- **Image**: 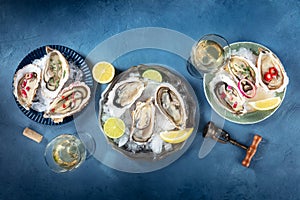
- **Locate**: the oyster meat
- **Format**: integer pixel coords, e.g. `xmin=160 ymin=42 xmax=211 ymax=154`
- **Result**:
xmin=210 ymin=73 xmax=246 ymax=115
xmin=44 ymin=81 xmax=90 ymax=123
xmin=155 ymin=83 xmax=187 ymax=129
xmin=13 ymin=64 xmax=41 ymax=110
xmin=41 ymin=46 xmax=70 ymax=98
xmin=257 ymin=49 xmax=289 ymax=93
xmin=228 ymin=55 xmax=258 ymax=84
xmin=106 ymin=78 xmax=145 ymax=117
xmin=130 ymin=98 xmax=155 ymax=143
xmin=227 ymin=56 xmax=258 ymax=98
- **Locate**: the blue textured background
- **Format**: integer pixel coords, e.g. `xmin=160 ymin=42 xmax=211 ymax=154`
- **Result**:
xmin=1 ymin=0 xmax=299 ymax=199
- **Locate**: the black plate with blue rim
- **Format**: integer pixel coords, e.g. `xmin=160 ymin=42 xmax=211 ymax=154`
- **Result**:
xmin=12 ymin=45 xmax=93 ymax=125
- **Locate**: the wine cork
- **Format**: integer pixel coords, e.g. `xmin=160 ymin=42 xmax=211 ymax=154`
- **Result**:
xmin=23 ymin=127 xmax=43 ymax=143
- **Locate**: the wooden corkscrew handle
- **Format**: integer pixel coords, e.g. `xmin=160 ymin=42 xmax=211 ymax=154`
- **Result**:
xmin=242 ymin=135 xmax=262 ymax=167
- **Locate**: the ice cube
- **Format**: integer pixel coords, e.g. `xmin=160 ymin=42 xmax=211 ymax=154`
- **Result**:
xmin=150 ymin=135 xmax=163 ymax=154
xmin=118 ymin=134 xmax=129 ymax=147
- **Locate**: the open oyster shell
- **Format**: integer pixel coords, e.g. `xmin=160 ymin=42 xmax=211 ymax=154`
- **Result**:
xmin=105 ymin=77 xmax=145 ymax=117
xmin=41 ymin=46 xmax=70 ymax=99
xmin=257 ymin=49 xmax=289 ymax=93
xmin=155 ymin=83 xmax=187 ymax=129
xmin=130 ymin=98 xmax=156 ymax=144
xmin=13 ymin=64 xmax=41 ymax=110
xmin=227 ymin=55 xmax=258 ymax=85
xmin=44 ymin=81 xmax=90 ymax=123
xmin=210 ymin=73 xmax=247 ymax=115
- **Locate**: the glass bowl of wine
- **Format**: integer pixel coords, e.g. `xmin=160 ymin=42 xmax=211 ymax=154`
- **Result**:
xmin=44 ymin=134 xmax=88 ymax=173
xmin=188 ymin=34 xmax=231 ymax=78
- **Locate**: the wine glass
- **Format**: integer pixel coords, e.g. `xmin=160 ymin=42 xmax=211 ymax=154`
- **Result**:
xmin=44 ymin=133 xmax=95 ymax=173
xmin=187 ymin=34 xmax=231 ymax=78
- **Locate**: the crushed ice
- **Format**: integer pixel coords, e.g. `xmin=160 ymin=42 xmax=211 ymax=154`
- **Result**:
xmin=232 ymin=47 xmax=258 ymax=64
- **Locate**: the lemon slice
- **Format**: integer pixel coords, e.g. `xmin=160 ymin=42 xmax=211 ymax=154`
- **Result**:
xmin=142 ymin=69 xmax=162 ymax=82
xmin=249 ymin=97 xmax=281 ymax=111
xmin=92 ymin=61 xmax=115 ymax=84
xmin=160 ymin=128 xmax=194 ymax=144
xmin=103 ymin=117 xmax=125 ymax=139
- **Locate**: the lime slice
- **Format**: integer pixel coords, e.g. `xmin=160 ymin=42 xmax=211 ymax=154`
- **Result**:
xmin=103 ymin=117 xmax=125 ymax=139
xmin=160 ymin=128 xmax=194 ymax=144
xmin=249 ymin=97 xmax=281 ymax=111
xmin=92 ymin=61 xmax=115 ymax=84
xmin=142 ymin=69 xmax=162 ymax=82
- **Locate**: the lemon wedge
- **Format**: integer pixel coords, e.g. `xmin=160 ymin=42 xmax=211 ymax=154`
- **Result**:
xmin=103 ymin=117 xmax=125 ymax=139
xmin=160 ymin=128 xmax=194 ymax=144
xmin=249 ymin=97 xmax=281 ymax=111
xmin=142 ymin=69 xmax=162 ymax=82
xmin=92 ymin=61 xmax=115 ymax=84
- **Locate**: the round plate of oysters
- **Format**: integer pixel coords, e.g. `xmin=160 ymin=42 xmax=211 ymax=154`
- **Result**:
xmin=13 ymin=45 xmax=92 ymax=125
xmin=98 ymin=64 xmax=199 ymax=160
xmin=204 ymin=42 xmax=289 ymax=124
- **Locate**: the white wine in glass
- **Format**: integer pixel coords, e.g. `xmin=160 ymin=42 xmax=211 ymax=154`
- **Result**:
xmin=189 ymin=34 xmax=231 ymax=77
xmin=44 ymin=134 xmax=86 ymax=173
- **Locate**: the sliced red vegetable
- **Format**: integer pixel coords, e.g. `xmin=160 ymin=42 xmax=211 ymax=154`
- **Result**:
xmin=51 ymin=108 xmax=55 ymax=113
xmin=63 ymin=104 xmax=66 ymax=109
xmin=269 ymin=67 xmax=278 ymax=77
xmin=220 ymin=92 xmax=226 ymax=99
xmin=269 ymin=67 xmax=278 ymax=78
xmin=25 ymin=86 xmax=30 ymax=91
xmin=238 ymin=79 xmax=256 ymax=98
xmin=264 ymin=72 xmax=273 ymax=82
xmin=233 ymin=102 xmax=238 ymax=109
xmin=21 ymin=89 xmax=27 ymax=98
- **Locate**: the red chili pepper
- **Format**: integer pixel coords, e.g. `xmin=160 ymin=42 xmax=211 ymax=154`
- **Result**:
xmin=21 ymin=89 xmax=27 ymax=98
xmin=25 ymin=86 xmax=30 ymax=91
xmin=21 ymin=80 xmax=27 ymax=88
xmin=264 ymin=72 xmax=273 ymax=82
xmin=62 ymin=96 xmax=65 ymax=99
xmin=233 ymin=102 xmax=238 ymax=109
xmin=269 ymin=67 xmax=278 ymax=78
xmin=51 ymin=108 xmax=55 ymax=113
xmin=63 ymin=104 xmax=66 ymax=109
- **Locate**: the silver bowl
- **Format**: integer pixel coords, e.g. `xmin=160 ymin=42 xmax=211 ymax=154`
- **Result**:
xmin=99 ymin=64 xmax=199 ymax=160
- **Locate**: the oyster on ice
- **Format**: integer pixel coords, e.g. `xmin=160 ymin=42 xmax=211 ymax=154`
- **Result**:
xmin=210 ymin=73 xmax=246 ymax=115
xmin=41 ymin=46 xmax=70 ymax=98
xmin=155 ymin=83 xmax=187 ymax=129
xmin=44 ymin=81 xmax=90 ymax=123
xmin=13 ymin=64 xmax=41 ymax=110
xmin=257 ymin=49 xmax=289 ymax=93
xmin=106 ymin=78 xmax=145 ymax=117
xmin=130 ymin=98 xmax=155 ymax=143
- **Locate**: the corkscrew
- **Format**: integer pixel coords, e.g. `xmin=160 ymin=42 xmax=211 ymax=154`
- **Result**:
xmin=203 ymin=121 xmax=263 ymax=167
